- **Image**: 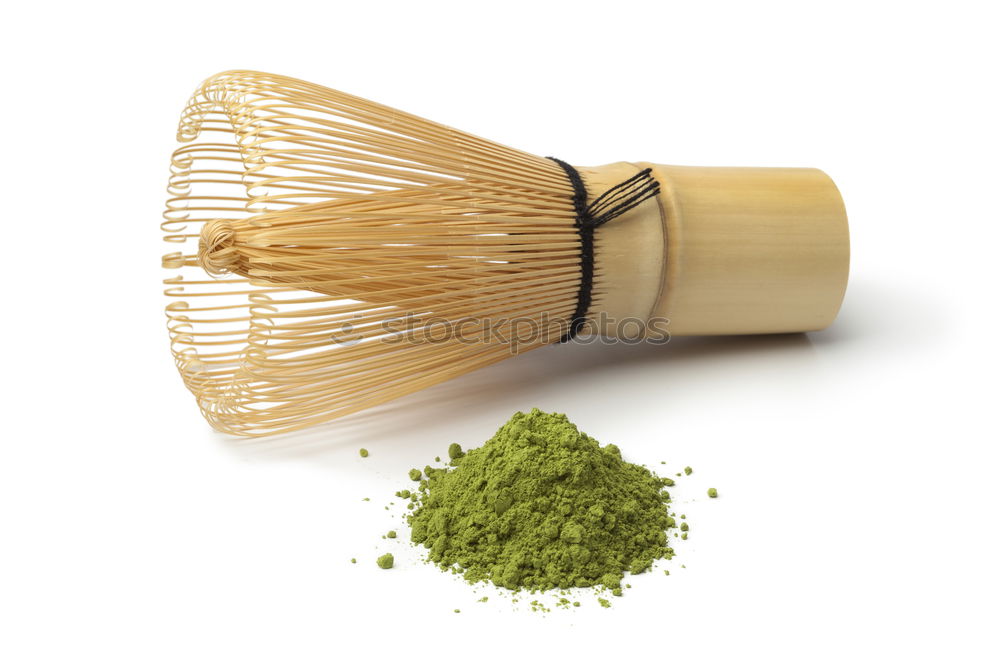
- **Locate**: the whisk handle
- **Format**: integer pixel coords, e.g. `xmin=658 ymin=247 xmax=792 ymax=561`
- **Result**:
xmin=589 ymin=163 xmax=849 ymax=336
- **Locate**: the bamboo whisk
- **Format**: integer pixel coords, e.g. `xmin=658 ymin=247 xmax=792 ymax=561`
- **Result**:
xmin=162 ymin=71 xmax=849 ymax=436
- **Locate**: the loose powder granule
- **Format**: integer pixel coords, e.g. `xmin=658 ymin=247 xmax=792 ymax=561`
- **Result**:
xmin=377 ymin=553 xmax=394 ymax=569
xmin=406 ymin=409 xmax=674 ymax=592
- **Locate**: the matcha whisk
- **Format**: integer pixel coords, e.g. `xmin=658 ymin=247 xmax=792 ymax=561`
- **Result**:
xmin=162 ymin=70 xmax=849 ymax=436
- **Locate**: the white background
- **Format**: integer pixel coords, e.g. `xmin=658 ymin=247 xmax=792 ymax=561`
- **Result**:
xmin=2 ymin=1 xmax=998 ymax=665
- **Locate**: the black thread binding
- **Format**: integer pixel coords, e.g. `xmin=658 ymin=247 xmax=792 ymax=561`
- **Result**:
xmin=547 ymin=158 xmax=661 ymax=342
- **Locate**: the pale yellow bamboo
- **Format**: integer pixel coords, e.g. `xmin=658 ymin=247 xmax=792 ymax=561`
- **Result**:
xmin=162 ymin=70 xmax=848 ymax=437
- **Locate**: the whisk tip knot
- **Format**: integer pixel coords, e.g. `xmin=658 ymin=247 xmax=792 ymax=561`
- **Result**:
xmin=197 ymin=220 xmax=239 ymax=275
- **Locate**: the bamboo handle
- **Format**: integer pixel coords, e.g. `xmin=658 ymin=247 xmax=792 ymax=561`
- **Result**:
xmin=588 ymin=163 xmax=850 ymax=337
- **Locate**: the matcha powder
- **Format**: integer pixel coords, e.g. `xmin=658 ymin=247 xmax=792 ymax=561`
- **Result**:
xmin=406 ymin=409 xmax=675 ymax=593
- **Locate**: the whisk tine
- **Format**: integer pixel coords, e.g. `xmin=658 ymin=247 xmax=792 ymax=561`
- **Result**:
xmin=163 ymin=71 xmax=582 ymax=436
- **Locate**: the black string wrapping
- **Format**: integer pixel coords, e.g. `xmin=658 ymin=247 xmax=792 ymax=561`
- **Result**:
xmin=547 ymin=158 xmax=661 ymax=342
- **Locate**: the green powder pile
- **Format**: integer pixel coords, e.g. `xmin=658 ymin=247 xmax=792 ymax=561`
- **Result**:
xmin=405 ymin=409 xmax=674 ymax=592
